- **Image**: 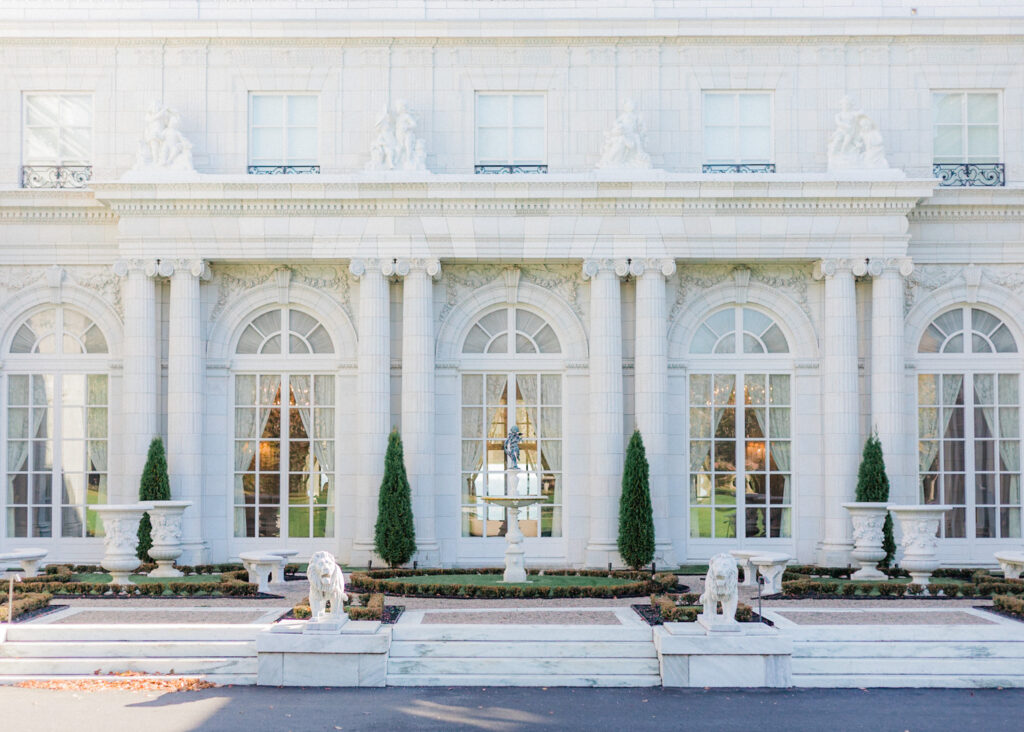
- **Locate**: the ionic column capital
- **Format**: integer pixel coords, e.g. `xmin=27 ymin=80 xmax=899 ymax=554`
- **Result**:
xmin=814 ymin=258 xmax=868 ymax=280
xmin=158 ymin=258 xmax=211 ymax=280
xmin=867 ymin=257 xmax=913 ymax=279
xmin=112 ymin=258 xmax=160 ymax=278
xmin=387 ymin=258 xmax=442 ymax=279
xmin=348 ymin=258 xmax=389 ymax=279
xmin=633 ymin=258 xmax=677 ymax=279
xmin=583 ymin=258 xmax=633 ymax=279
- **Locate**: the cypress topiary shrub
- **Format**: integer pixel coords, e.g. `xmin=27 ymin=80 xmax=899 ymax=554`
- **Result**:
xmin=855 ymin=432 xmax=896 ymax=567
xmin=374 ymin=430 xmax=416 ymax=568
xmin=617 ymin=429 xmax=655 ymax=570
xmin=136 ymin=437 xmax=171 ymax=561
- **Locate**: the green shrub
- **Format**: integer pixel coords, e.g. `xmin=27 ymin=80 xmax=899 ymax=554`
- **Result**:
xmin=906 ymin=583 xmax=924 ymax=596
xmin=347 ymin=593 xmax=385 ymax=620
xmin=137 ymin=437 xmax=171 ymax=561
xmin=855 ymin=433 xmax=896 ymax=567
xmin=374 ymin=430 xmax=417 ymax=568
xmin=0 ymin=591 xmax=51 ymax=621
xmin=994 ymin=594 xmax=1024 ymax=618
xmin=617 ymin=430 xmax=655 ymax=570
xmin=877 ymin=582 xmax=901 ymax=596
xmin=841 ymin=583 xmax=858 ymax=596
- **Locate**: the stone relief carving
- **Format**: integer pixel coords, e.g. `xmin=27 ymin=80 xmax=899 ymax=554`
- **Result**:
xmin=210 ymin=264 xmax=353 ymax=325
xmin=904 ymin=265 xmax=970 ymax=316
xmin=102 ymin=517 xmax=139 ymax=555
xmin=827 ymin=96 xmax=889 ymax=172
xmin=596 ymin=100 xmax=653 ymax=170
xmin=0 ymin=266 xmax=123 ymax=320
xmin=366 ymin=100 xmax=428 ymax=172
xmin=669 ymin=263 xmax=813 ymax=327
xmin=129 ymin=103 xmax=197 ymax=176
xmin=150 ymin=512 xmax=183 ymax=546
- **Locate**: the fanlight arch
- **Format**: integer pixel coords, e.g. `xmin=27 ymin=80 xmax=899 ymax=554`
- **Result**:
xmin=689 ymin=306 xmax=789 ymax=355
xmin=235 ymin=306 xmax=334 ymax=355
xmin=462 ymin=306 xmax=561 ymax=355
xmin=9 ymin=305 xmax=108 ymax=355
xmin=918 ymin=306 xmax=1017 ymax=355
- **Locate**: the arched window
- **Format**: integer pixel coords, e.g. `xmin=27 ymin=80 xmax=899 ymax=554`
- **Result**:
xmin=687 ymin=305 xmax=792 ymax=542
xmin=5 ymin=306 xmax=109 ymax=539
xmin=463 ymin=307 xmax=561 ymax=354
xmin=460 ymin=306 xmax=562 ymax=541
xmin=233 ymin=306 xmax=335 ymax=542
xmin=917 ymin=307 xmax=1020 ymax=540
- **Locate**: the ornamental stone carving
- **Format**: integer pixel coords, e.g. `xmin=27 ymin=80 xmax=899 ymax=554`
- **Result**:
xmin=596 ymin=101 xmax=653 ymax=171
xmin=814 ymin=258 xmax=869 ymax=279
xmin=306 ymin=550 xmax=349 ymax=631
xmin=889 ymin=504 xmax=950 ymax=586
xmin=827 ymin=96 xmax=889 ymax=172
xmin=868 ymin=257 xmax=914 ymax=279
xmin=366 ymin=100 xmax=428 ymax=173
xmin=388 ymin=258 xmax=442 ymax=279
xmin=439 ymin=264 xmax=586 ymax=325
xmin=146 ymin=500 xmax=192 ymax=579
xmin=843 ymin=502 xmax=889 ymax=580
xmin=92 ymin=504 xmax=149 ymax=585
xmin=210 ymin=264 xmax=353 ymax=325
xmin=128 ymin=104 xmax=197 ymax=177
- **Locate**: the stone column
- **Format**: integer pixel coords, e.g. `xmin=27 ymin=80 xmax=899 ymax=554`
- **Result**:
xmin=112 ymin=259 xmax=159 ymax=503
xmin=814 ymin=258 xmax=866 ymax=565
xmin=869 ymin=257 xmax=914 ymax=503
xmin=633 ymin=257 xmax=677 ymax=567
xmin=397 ymin=258 xmax=441 ymax=565
xmin=164 ymin=258 xmax=211 ymax=564
xmin=583 ymin=258 xmax=627 ymax=567
xmin=349 ymin=259 xmax=391 ymax=565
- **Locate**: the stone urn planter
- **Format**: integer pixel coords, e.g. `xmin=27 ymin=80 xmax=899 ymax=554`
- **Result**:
xmin=92 ymin=504 xmax=150 ymax=585
xmin=888 ymin=505 xmax=950 ymax=586
xmin=145 ymin=500 xmax=192 ymax=578
xmin=842 ymin=502 xmax=890 ymax=580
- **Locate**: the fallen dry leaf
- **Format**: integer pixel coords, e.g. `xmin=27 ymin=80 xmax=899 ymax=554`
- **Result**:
xmin=16 ymin=671 xmax=216 ymax=693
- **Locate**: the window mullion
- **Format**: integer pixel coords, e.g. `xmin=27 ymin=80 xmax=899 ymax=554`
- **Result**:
xmin=281 ymin=373 xmax=290 ymax=540
xmin=53 ymin=373 xmax=63 ymax=537
xmin=736 ymin=373 xmax=746 ymax=541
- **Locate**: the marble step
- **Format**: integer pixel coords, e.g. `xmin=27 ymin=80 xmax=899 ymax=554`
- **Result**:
xmin=792 ymin=674 xmax=1024 ymax=689
xmin=387 ymin=656 xmax=661 ymax=676
xmin=390 ymin=625 xmax=652 ymax=643
xmin=793 ymin=641 xmax=1024 ymax=659
xmin=785 ymin=627 xmax=1024 ymax=642
xmin=389 ymin=640 xmax=657 ymax=659
xmin=0 ymin=673 xmax=257 ymax=686
xmin=3 ymin=625 xmax=266 ymax=643
xmin=0 ymin=641 xmax=255 ymax=658
xmin=385 ymin=673 xmax=662 ymax=688
xmin=0 ymin=656 xmax=257 ymax=676
xmin=792 ymin=657 xmax=1024 ymax=676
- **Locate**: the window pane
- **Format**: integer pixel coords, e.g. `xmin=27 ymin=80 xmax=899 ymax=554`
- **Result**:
xmin=252 ymin=95 xmax=282 ymax=125
xmin=287 ymin=95 xmax=317 ymax=124
xmin=933 ymin=125 xmax=963 ymax=160
xmin=513 ymin=95 xmax=544 ymax=126
xmin=512 ymin=128 xmax=544 ymax=162
xmin=25 ymin=95 xmax=59 ymax=126
xmin=252 ymin=127 xmax=283 ymax=161
xmin=477 ymin=95 xmax=507 ymax=127
xmin=477 ymin=128 xmax=507 ymax=161
xmin=703 ymin=94 xmax=734 ymax=125
xmin=967 ymin=93 xmax=998 ymax=124
xmin=967 ymin=125 xmax=999 ymax=159
xmin=703 ymin=126 xmax=733 ymax=161
xmin=739 ymin=94 xmax=770 ymax=122
xmin=933 ymin=93 xmax=962 ymax=124
xmin=739 ymin=127 xmax=770 ymax=161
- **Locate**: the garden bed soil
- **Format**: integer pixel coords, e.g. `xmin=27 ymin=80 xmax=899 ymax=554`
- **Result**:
xmin=6 ymin=603 xmax=68 ymax=623
xmin=976 ymin=605 xmax=1024 ymax=624
xmin=631 ymin=603 xmax=771 ymax=627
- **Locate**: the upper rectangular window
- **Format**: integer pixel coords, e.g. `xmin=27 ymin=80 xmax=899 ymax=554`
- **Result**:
xmin=248 ymin=94 xmax=319 ymax=173
xmin=475 ymin=93 xmax=546 ymax=172
xmin=22 ymin=93 xmax=92 ymax=188
xmin=702 ymin=92 xmax=772 ymax=169
xmin=933 ymin=92 xmax=1000 ymax=164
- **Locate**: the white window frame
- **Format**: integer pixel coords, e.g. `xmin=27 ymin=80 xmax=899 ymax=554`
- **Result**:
xmin=22 ymin=92 xmax=93 ymax=166
xmin=248 ymin=93 xmax=319 ymax=167
xmin=932 ymin=90 xmax=1003 ymax=164
xmin=474 ymin=92 xmax=547 ymax=166
xmin=701 ymin=91 xmax=774 ymax=166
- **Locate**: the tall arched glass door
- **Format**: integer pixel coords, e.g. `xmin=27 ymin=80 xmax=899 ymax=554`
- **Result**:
xmin=460 ymin=307 xmax=563 ymax=539
xmin=687 ymin=306 xmax=793 ymax=541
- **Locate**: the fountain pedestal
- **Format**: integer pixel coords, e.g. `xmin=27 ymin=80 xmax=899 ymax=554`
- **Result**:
xmin=482 ymin=468 xmax=545 ymax=583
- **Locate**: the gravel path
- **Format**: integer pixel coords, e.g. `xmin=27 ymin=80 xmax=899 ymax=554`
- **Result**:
xmin=420 ymin=610 xmax=622 ymax=625
xmin=50 ymin=610 xmax=273 ymax=624
xmin=774 ymin=610 xmax=996 ymax=625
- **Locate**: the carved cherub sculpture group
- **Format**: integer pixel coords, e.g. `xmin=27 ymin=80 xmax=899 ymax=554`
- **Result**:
xmin=132 ymin=103 xmax=195 ymax=174
xmin=827 ymin=96 xmax=889 ymax=171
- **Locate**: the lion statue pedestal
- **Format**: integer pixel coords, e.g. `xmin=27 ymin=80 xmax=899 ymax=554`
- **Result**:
xmin=304 ymin=550 xmax=350 ymax=634
xmin=697 ymin=553 xmax=740 ymax=632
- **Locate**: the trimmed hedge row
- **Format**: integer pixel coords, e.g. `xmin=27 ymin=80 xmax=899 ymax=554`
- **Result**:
xmin=780 ymin=576 xmax=1023 ymax=598
xmin=11 ymin=578 xmax=259 ymax=597
xmin=650 ymin=593 xmax=754 ymax=623
xmin=291 ymin=593 xmax=383 ymax=621
xmin=994 ymin=594 xmax=1024 ymax=619
xmin=0 ymin=591 xmax=52 ymax=621
xmin=347 ymin=569 xmax=679 ymax=598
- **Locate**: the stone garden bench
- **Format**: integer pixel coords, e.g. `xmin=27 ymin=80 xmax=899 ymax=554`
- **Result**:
xmin=749 ymin=552 xmax=792 ymax=595
xmin=994 ymin=551 xmax=1024 ymax=580
xmin=728 ymin=550 xmax=762 ymax=587
xmin=239 ymin=552 xmax=283 ymax=594
xmin=263 ymin=549 xmax=299 ymax=583
xmin=0 ymin=548 xmax=48 ymax=578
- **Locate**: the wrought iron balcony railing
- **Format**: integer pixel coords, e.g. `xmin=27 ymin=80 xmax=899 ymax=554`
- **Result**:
xmin=702 ymin=163 xmax=776 ymax=174
xmin=247 ymin=165 xmax=320 ymax=175
xmin=933 ymin=163 xmax=1005 ymax=187
xmin=21 ymin=165 xmax=92 ymax=189
xmin=475 ymin=164 xmax=548 ymax=174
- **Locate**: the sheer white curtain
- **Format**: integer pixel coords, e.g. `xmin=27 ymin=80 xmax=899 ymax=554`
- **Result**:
xmin=919 ymin=374 xmax=964 ymax=477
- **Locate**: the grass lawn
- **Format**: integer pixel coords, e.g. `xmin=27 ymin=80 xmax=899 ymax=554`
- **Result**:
xmin=387 ymin=573 xmax=639 ymax=588
xmin=71 ymin=573 xmax=223 ymax=584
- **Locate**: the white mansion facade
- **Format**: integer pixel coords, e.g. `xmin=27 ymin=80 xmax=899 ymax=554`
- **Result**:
xmin=1 ymin=1 xmax=1023 ymax=568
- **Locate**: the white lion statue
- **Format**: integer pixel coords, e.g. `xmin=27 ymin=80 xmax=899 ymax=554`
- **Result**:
xmin=699 ymin=553 xmax=739 ymax=624
xmin=307 ymin=550 xmax=348 ymax=622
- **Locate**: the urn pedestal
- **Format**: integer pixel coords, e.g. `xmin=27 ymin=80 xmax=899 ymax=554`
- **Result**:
xmin=842 ymin=502 xmax=890 ymax=580
xmin=146 ymin=500 xmax=192 ymax=578
xmin=92 ymin=504 xmax=149 ymax=585
xmin=888 ymin=505 xmax=950 ymax=586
